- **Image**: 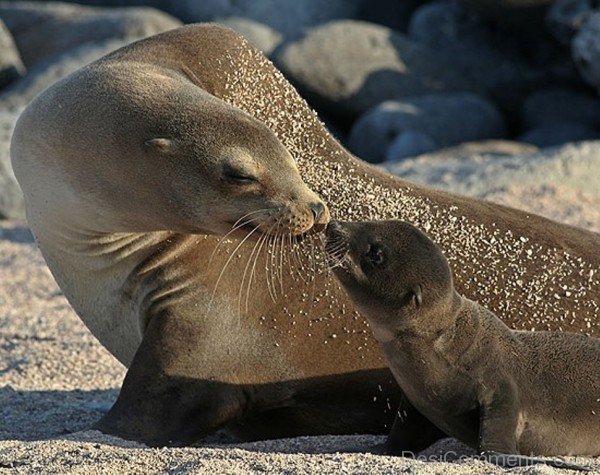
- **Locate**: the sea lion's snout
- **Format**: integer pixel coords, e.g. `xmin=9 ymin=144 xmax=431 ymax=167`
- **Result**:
xmin=325 ymin=220 xmax=345 ymax=239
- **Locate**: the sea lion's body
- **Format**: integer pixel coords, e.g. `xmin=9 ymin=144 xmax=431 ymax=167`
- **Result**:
xmin=11 ymin=25 xmax=600 ymax=446
xmin=325 ymin=220 xmax=600 ymax=461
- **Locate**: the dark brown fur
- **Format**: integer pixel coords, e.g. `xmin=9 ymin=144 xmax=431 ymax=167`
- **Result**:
xmin=326 ymin=220 xmax=599 ymax=467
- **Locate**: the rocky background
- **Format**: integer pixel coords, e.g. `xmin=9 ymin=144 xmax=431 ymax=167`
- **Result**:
xmin=0 ymin=0 xmax=599 ymax=224
xmin=0 ymin=1 xmax=599 ymax=474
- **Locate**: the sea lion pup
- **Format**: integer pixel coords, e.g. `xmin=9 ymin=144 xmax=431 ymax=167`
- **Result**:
xmin=10 ymin=24 xmax=599 ymax=447
xmin=325 ymin=220 xmax=599 ymax=469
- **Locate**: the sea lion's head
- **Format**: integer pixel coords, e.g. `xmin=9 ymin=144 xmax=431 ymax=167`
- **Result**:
xmin=14 ymin=64 xmax=329 ymax=238
xmin=137 ymin=92 xmax=331 ymax=238
xmin=324 ymin=220 xmax=457 ymax=338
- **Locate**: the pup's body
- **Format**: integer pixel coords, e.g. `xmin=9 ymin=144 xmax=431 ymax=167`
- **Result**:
xmin=326 ymin=220 xmax=599 ymax=467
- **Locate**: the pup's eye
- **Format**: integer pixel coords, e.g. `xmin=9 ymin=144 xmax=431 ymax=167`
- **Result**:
xmin=367 ymin=243 xmax=385 ymax=266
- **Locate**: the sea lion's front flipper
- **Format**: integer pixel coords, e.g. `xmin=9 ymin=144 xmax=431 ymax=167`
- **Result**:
xmin=477 ymin=382 xmax=591 ymax=471
xmin=384 ymin=394 xmax=447 ymax=456
xmin=94 ymin=312 xmax=246 ymax=447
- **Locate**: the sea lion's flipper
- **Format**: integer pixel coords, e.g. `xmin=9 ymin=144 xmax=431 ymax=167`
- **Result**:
xmin=478 ymin=380 xmax=520 ymax=454
xmin=94 ymin=312 xmax=246 ymax=447
xmin=477 ymin=383 xmax=591 ymax=471
xmin=480 ymin=452 xmax=591 ymax=471
xmin=384 ymin=395 xmax=447 ymax=455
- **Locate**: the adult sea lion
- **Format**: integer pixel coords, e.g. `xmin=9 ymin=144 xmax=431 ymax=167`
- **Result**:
xmin=325 ymin=220 xmax=599 ymax=469
xmin=10 ymin=24 xmax=600 ymax=447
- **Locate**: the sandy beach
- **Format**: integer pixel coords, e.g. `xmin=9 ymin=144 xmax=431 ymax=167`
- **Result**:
xmin=1 ymin=168 xmax=598 ymax=473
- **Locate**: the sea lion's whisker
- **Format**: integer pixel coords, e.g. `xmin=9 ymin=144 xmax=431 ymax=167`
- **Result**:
xmin=208 ymin=224 xmax=261 ymax=314
xmin=237 ymin=228 xmax=266 ymax=317
xmin=208 ymin=213 xmax=265 ymax=265
xmin=265 ymin=233 xmax=278 ymax=302
xmin=246 ymin=231 xmax=269 ymax=313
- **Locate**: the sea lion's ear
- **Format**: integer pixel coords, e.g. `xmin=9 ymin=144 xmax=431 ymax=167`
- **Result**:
xmin=144 ymin=138 xmax=173 ymax=151
xmin=411 ymin=285 xmax=422 ymax=308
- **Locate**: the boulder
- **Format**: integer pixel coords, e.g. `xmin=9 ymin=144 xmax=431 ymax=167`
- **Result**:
xmin=356 ymin=0 xmax=426 ymax=31
xmin=217 ymin=17 xmax=282 ymax=56
xmin=572 ymin=12 xmax=600 ymax=91
xmin=383 ymin=140 xmax=600 ymax=231
xmin=348 ymin=93 xmax=506 ymax=163
xmin=0 ymin=1 xmax=181 ymax=67
xmin=274 ymin=21 xmax=480 ymax=121
xmin=17 ymin=0 xmax=361 ymax=37
xmin=546 ymin=0 xmax=599 ymax=45
xmin=0 ymin=111 xmax=23 ymax=219
xmin=385 ymin=131 xmax=438 ymax=162
xmin=408 ymin=1 xmax=547 ymax=109
xmin=402 ymin=140 xmax=538 ymax=161
xmin=521 ymin=87 xmax=600 ymax=129
xmin=457 ymin=0 xmax=555 ymax=35
xmin=0 ymin=19 xmax=25 ymax=90
xmin=519 ymin=122 xmax=599 ymax=147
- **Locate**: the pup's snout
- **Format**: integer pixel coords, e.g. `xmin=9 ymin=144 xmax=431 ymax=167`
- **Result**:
xmin=326 ymin=220 xmax=345 ymax=239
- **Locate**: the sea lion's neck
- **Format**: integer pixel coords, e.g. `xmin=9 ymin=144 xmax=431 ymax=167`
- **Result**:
xmin=31 ymin=216 xmax=179 ymax=365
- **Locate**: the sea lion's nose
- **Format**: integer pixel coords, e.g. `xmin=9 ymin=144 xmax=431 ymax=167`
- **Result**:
xmin=310 ymin=202 xmax=325 ymax=222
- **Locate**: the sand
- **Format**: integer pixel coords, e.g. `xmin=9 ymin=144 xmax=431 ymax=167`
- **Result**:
xmin=1 ymin=172 xmax=599 ymax=473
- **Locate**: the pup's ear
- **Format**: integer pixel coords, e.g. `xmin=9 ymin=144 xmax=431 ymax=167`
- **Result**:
xmin=411 ymin=285 xmax=422 ymax=308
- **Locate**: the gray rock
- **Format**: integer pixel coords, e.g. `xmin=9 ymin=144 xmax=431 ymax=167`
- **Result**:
xmin=168 ymin=0 xmax=361 ymax=35
xmin=385 ymin=131 xmax=438 ymax=162
xmin=348 ymin=93 xmax=506 ymax=163
xmin=0 ymin=19 xmax=25 ymax=90
xmin=457 ymin=0 xmax=554 ymax=35
xmin=408 ymin=1 xmax=546 ymax=107
xmin=274 ymin=21 xmax=480 ymax=121
xmin=0 ymin=1 xmax=182 ymax=67
xmin=406 ymin=140 xmax=539 ymax=161
xmin=519 ymin=122 xmax=599 ymax=147
xmin=26 ymin=0 xmax=361 ymax=36
xmin=356 ymin=0 xmax=426 ymax=32
xmin=217 ymin=17 xmax=282 ymax=56
xmin=521 ymin=88 xmax=600 ymax=129
xmin=546 ymin=0 xmax=599 ymax=45
xmin=0 ymin=111 xmax=23 ymax=219
xmin=572 ymin=12 xmax=600 ymax=91
xmin=383 ymin=140 xmax=600 ymax=206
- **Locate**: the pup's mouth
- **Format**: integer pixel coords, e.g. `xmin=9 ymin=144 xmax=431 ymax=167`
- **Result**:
xmin=324 ymin=221 xmax=350 ymax=268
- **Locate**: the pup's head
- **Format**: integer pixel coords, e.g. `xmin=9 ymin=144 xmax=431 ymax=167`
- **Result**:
xmin=325 ymin=220 xmax=456 ymax=335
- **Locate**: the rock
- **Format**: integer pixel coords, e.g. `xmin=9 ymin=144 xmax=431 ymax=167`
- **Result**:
xmin=546 ymin=0 xmax=599 ymax=45
xmin=0 ymin=1 xmax=182 ymax=67
xmin=572 ymin=12 xmax=600 ymax=91
xmin=274 ymin=21 xmax=480 ymax=121
xmin=0 ymin=19 xmax=25 ymax=90
xmin=404 ymin=140 xmax=538 ymax=161
xmin=26 ymin=0 xmax=361 ymax=36
xmin=383 ymin=140 xmax=600 ymax=230
xmin=521 ymin=88 xmax=600 ymax=130
xmin=356 ymin=0 xmax=426 ymax=32
xmin=457 ymin=0 xmax=555 ymax=35
xmin=408 ymin=1 xmax=547 ymax=108
xmin=519 ymin=122 xmax=599 ymax=147
xmin=0 ymin=111 xmax=23 ymax=219
xmin=348 ymin=93 xmax=506 ymax=163
xmin=385 ymin=131 xmax=438 ymax=162
xmin=217 ymin=17 xmax=282 ymax=56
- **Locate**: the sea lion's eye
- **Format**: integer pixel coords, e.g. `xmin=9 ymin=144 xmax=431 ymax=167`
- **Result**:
xmin=367 ymin=243 xmax=385 ymax=266
xmin=222 ymin=166 xmax=258 ymax=185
